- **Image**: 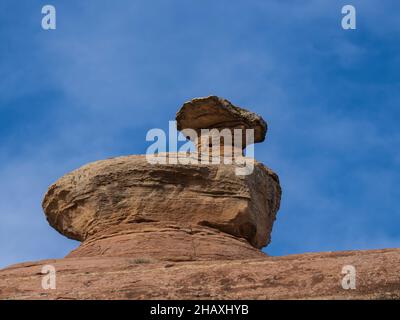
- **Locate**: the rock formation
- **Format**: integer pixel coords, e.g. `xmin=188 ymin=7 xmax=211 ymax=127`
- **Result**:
xmin=1 ymin=96 xmax=399 ymax=300
xmin=176 ymin=96 xmax=267 ymax=143
xmin=176 ymin=96 xmax=267 ymax=155
xmin=41 ymin=96 xmax=281 ymax=262
xmin=43 ymin=155 xmax=281 ymax=261
xmin=2 ymin=249 xmax=400 ymax=299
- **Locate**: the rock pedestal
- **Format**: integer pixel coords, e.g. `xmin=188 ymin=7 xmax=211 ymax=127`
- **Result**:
xmin=2 ymin=96 xmax=399 ymax=300
xmin=42 ymin=97 xmax=281 ymax=262
xmin=176 ymin=96 xmax=267 ymax=156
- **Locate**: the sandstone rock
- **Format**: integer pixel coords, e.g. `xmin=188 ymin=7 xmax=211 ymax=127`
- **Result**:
xmin=42 ymin=154 xmax=281 ymax=260
xmin=41 ymin=96 xmax=281 ymax=264
xmin=176 ymin=96 xmax=267 ymax=153
xmin=1 ymin=96 xmax=399 ymax=300
xmin=66 ymin=223 xmax=267 ymax=261
xmin=1 ymin=249 xmax=400 ymax=300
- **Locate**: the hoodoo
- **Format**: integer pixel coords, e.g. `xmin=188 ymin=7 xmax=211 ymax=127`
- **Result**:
xmin=41 ymin=96 xmax=282 ymax=261
xmin=2 ymin=97 xmax=399 ymax=300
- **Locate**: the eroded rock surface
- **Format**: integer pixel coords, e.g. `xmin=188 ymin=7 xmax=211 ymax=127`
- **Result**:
xmin=176 ymin=96 xmax=267 ymax=152
xmin=177 ymin=96 xmax=267 ymax=141
xmin=1 ymin=249 xmax=400 ymax=300
xmin=4 ymin=96 xmax=396 ymax=300
xmin=42 ymin=154 xmax=281 ymax=260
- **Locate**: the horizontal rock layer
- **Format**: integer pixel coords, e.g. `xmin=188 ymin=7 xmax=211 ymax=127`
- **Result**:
xmin=42 ymin=154 xmax=281 ymax=260
xmin=66 ymin=224 xmax=266 ymax=261
xmin=176 ymin=96 xmax=268 ymax=143
xmin=1 ymin=248 xmax=399 ymax=300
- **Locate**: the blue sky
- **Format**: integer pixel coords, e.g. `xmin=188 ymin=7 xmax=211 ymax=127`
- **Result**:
xmin=1 ymin=0 xmax=400 ymax=268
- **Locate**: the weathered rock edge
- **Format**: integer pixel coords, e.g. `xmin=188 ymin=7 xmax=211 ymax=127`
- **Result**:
xmin=42 ymin=154 xmax=281 ymax=261
xmin=1 ymin=248 xmax=399 ymax=300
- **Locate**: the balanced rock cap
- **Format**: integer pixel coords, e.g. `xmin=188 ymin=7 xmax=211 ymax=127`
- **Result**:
xmin=176 ymin=96 xmax=268 ymax=143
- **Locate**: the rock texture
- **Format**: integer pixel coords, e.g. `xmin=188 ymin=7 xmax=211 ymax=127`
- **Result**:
xmin=1 ymin=249 xmax=400 ymax=300
xmin=42 ymin=154 xmax=281 ymax=260
xmin=176 ymin=96 xmax=267 ymax=159
xmin=177 ymin=96 xmax=267 ymax=142
xmin=1 ymin=96 xmax=398 ymax=300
